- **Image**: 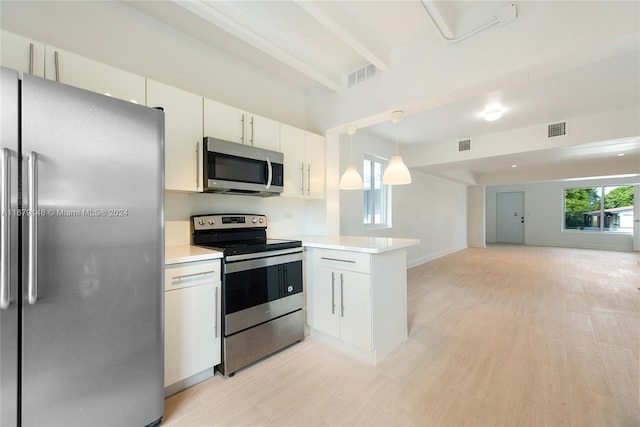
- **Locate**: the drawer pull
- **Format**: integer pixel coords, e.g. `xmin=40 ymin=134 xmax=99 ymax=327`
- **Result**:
xmin=171 ymin=270 xmax=215 ymax=281
xmin=321 ymin=257 xmax=355 ymax=264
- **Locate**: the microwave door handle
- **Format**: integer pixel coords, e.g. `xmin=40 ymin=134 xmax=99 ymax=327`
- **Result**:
xmin=265 ymin=157 xmax=272 ymax=190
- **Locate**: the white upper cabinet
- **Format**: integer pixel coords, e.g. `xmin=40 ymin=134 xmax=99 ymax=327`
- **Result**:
xmin=147 ymin=79 xmax=203 ymax=192
xmin=44 ymin=47 xmax=145 ymax=105
xmin=280 ymin=123 xmax=325 ymax=199
xmin=280 ymin=124 xmax=305 ymax=197
xmin=304 ymin=131 xmax=325 ymax=199
xmin=1 ymin=30 xmax=45 ymax=77
xmin=249 ymin=113 xmax=280 ymax=152
xmin=203 ymin=98 xmax=280 ymax=151
xmin=203 ymin=98 xmax=245 ymax=144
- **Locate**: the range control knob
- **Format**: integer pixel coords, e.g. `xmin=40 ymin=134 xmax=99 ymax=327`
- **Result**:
xmin=259 ymin=218 xmax=264 ymax=224
xmin=252 ymin=217 xmax=257 ymax=224
xmin=198 ymin=219 xmax=205 ymax=226
xmin=208 ymin=219 xmax=215 ymax=225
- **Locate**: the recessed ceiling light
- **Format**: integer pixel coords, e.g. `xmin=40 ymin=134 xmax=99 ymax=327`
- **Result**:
xmin=617 ymin=153 xmax=625 ymax=157
xmin=484 ymin=109 xmax=503 ymax=121
xmin=511 ymin=164 xmax=517 ymax=168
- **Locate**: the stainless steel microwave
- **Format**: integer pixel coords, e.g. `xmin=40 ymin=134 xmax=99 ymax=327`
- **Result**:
xmin=202 ymin=137 xmax=284 ymax=196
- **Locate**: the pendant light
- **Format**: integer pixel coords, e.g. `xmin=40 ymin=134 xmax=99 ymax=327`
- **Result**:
xmin=339 ymin=125 xmax=364 ymax=190
xmin=382 ymin=110 xmax=412 ymax=185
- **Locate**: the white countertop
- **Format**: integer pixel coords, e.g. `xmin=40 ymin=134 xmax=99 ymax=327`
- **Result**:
xmin=165 ymin=245 xmax=223 ymax=265
xmin=292 ymin=235 xmax=420 ymax=254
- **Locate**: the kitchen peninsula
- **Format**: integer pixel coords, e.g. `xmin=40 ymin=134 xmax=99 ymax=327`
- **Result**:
xmin=299 ymin=236 xmax=419 ymax=363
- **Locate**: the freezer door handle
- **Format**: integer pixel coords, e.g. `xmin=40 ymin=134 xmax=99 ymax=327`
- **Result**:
xmin=1 ymin=148 xmax=11 ymax=309
xmin=27 ymin=151 xmax=38 ymax=305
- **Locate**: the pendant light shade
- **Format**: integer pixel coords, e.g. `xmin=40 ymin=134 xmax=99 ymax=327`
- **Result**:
xmin=339 ymin=125 xmax=364 ymax=190
xmin=383 ymin=155 xmax=412 ymax=185
xmin=382 ymin=110 xmax=412 ymax=185
xmin=340 ymin=164 xmax=364 ymax=189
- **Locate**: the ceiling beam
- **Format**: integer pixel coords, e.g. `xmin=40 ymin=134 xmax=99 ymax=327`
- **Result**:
xmin=295 ymin=1 xmax=389 ymax=72
xmin=420 ymin=0 xmax=456 ymax=39
xmin=172 ymin=0 xmax=342 ymax=91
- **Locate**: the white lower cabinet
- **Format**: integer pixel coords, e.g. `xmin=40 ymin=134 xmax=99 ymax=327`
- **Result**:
xmin=315 ymin=266 xmax=371 ymax=351
xmin=164 ymin=258 xmax=221 ymax=395
xmin=307 ymin=247 xmax=408 ymax=363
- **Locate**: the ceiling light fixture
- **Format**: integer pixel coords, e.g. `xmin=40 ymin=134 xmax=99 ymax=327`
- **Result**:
xmin=484 ymin=109 xmax=503 ymax=122
xmin=511 ymin=164 xmax=518 ymax=168
xmin=339 ymin=125 xmax=364 ymax=190
xmin=382 ymin=110 xmax=412 ymax=185
xmin=617 ymin=153 xmax=625 ymax=157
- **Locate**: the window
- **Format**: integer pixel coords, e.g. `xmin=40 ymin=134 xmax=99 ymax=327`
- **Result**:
xmin=564 ymin=185 xmax=634 ymax=233
xmin=363 ymin=155 xmax=389 ymax=226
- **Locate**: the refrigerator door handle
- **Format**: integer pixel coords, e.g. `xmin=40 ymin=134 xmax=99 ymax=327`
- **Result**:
xmin=1 ymin=148 xmax=11 ymax=309
xmin=28 ymin=151 xmax=38 ymax=305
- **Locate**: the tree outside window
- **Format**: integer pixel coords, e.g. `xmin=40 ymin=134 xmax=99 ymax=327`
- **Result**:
xmin=564 ymin=185 xmax=634 ymax=233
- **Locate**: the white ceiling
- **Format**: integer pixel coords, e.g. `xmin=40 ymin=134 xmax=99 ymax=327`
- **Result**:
xmin=121 ymin=0 xmax=640 ymax=183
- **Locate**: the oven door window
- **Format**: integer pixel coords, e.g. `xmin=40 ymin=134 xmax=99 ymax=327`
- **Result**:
xmin=225 ymin=260 xmax=302 ymax=315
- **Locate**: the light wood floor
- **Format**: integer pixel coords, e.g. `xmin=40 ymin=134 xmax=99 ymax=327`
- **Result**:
xmin=162 ymin=245 xmax=640 ymax=426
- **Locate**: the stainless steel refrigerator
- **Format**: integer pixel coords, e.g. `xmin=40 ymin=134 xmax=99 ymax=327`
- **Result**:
xmin=0 ymin=66 xmax=164 ymax=426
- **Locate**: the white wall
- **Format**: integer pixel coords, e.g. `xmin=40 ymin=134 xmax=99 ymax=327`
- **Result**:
xmin=467 ymin=185 xmax=486 ymax=248
xmin=485 ymin=177 xmax=639 ymax=252
xmin=165 ymin=193 xmax=327 ymax=246
xmin=339 ymin=131 xmax=467 ymax=267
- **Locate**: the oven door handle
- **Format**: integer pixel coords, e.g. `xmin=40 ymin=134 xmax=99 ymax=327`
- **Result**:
xmin=224 ymin=251 xmax=302 ymax=274
xmin=225 ymin=247 xmax=302 ymax=263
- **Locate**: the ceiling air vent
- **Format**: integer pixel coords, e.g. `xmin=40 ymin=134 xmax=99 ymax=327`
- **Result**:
xmin=548 ymin=122 xmax=566 ymax=137
xmin=346 ymin=63 xmax=377 ymax=88
xmin=458 ymin=139 xmax=471 ymax=152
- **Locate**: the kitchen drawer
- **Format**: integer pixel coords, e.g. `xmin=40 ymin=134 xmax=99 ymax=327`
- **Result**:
xmin=313 ymin=249 xmax=370 ymax=274
xmin=165 ymin=259 xmax=220 ymax=291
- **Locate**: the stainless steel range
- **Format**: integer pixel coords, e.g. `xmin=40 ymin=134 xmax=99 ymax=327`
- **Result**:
xmin=191 ymin=214 xmax=304 ymax=376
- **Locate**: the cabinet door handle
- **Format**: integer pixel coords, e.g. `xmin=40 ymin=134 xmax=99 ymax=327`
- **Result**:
xmin=195 ymin=141 xmax=199 ymax=189
xmin=241 ymin=114 xmax=245 ymax=144
xmin=214 ymin=286 xmax=219 ymax=338
xmin=54 ymin=51 xmax=60 ymax=82
xmin=340 ymin=273 xmax=344 ymax=317
xmin=307 ymin=164 xmax=311 ymax=196
xmin=331 ymin=272 xmax=335 ymax=315
xmin=250 ymin=116 xmax=254 ymax=145
xmin=29 ymin=43 xmax=35 ymax=75
xmin=300 ymin=162 xmax=304 ymax=195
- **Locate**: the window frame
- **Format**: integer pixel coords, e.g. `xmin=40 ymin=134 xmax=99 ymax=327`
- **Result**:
xmin=363 ymin=153 xmax=391 ymax=229
xmin=563 ymin=184 xmax=634 ymax=234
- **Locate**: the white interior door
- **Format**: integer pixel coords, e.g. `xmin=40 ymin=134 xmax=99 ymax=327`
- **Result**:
xmin=496 ymin=191 xmax=525 ymax=244
xmin=634 ymin=185 xmax=639 ymax=251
